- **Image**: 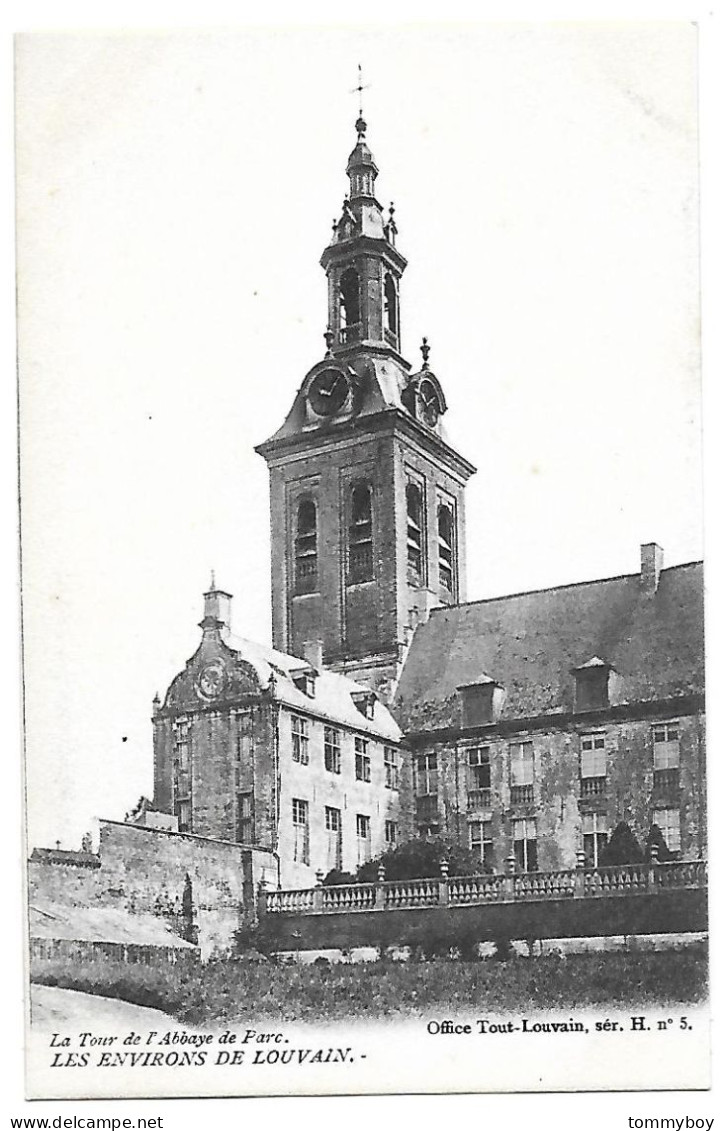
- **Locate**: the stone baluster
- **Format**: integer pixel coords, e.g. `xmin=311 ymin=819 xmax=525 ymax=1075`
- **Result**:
xmin=648 ymin=841 xmax=659 ymax=888
xmin=439 ymin=858 xmax=450 ymax=907
xmin=375 ymin=863 xmax=386 ymax=909
xmin=256 ymin=876 xmax=268 ymax=921
xmin=504 ymin=854 xmax=516 ymax=900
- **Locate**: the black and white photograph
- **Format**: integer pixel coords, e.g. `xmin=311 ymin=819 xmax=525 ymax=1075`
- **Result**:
xmin=13 ymin=18 xmax=714 ymax=1105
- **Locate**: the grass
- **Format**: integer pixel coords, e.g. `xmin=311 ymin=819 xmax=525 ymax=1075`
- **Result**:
xmin=31 ymin=944 xmax=708 ymax=1025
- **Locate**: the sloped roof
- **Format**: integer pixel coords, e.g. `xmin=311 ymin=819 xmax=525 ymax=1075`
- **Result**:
xmin=29 ymin=903 xmax=196 ymax=949
xmin=225 ymin=632 xmax=403 ymax=742
xmin=393 ymin=562 xmax=704 ymax=732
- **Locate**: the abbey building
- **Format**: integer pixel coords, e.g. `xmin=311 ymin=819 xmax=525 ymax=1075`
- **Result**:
xmin=29 ymin=108 xmax=706 ymax=941
xmin=149 ymin=112 xmax=706 ymax=882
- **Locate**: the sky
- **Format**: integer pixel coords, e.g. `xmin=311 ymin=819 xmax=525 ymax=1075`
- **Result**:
xmin=15 ymin=24 xmax=702 ymax=849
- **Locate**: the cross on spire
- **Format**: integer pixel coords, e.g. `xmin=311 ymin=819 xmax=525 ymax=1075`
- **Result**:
xmin=350 ymin=64 xmax=370 ymax=120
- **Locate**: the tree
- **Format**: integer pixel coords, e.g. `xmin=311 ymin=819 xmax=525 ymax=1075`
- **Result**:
xmin=599 ymin=822 xmax=643 ymax=866
xmin=323 ymin=837 xmax=484 ymax=886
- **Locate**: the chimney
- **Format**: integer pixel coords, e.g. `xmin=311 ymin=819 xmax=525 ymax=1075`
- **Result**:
xmin=303 ymin=639 xmax=324 ymax=670
xmin=201 ymin=572 xmax=232 ymax=634
xmin=640 ymin=543 xmax=664 ymax=595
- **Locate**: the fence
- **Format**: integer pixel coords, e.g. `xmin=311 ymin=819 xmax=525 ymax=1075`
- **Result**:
xmin=263 ymin=858 xmax=707 ymax=917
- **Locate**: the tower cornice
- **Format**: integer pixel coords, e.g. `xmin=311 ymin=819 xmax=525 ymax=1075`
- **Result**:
xmin=321 ymin=235 xmax=408 ymax=274
xmin=255 ymin=406 xmax=477 ymax=482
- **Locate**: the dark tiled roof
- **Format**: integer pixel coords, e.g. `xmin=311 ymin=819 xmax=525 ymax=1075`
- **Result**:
xmin=394 ymin=562 xmax=704 ymax=732
xmin=30 ymin=848 xmax=100 ymax=869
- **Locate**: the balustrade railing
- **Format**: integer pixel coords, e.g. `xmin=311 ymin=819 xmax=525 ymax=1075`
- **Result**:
xmin=262 ymin=859 xmax=706 ymax=915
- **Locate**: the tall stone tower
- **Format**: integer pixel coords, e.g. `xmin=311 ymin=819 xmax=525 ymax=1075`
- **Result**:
xmin=256 ymin=113 xmax=475 ymax=696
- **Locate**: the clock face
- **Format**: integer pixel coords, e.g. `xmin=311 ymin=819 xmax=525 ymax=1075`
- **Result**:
xmin=308 ymin=367 xmax=350 ymax=416
xmin=417 ymin=379 xmax=440 ymax=427
xmin=196 ymin=660 xmax=226 ymax=700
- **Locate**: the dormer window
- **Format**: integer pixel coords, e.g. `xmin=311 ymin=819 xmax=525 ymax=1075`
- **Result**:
xmin=573 ymin=658 xmax=611 ymax=712
xmin=294 ymin=499 xmax=318 ymax=595
xmin=292 ymin=670 xmax=316 ymax=698
xmin=458 ymin=681 xmax=496 ymax=727
xmin=351 ymin=690 xmax=376 ymax=719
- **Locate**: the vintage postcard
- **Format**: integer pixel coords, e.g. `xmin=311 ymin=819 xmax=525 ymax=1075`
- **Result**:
xmin=16 ymin=22 xmax=709 ymax=1101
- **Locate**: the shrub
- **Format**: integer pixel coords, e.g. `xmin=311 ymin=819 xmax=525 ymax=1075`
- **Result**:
xmin=600 ymin=822 xmax=644 ymax=866
xmin=356 ymin=836 xmax=483 ymax=884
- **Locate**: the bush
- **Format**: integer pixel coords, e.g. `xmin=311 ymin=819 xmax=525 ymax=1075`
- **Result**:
xmin=645 ymin=823 xmax=674 ymax=863
xmin=600 ymin=822 xmax=643 ymax=866
xmin=356 ymin=836 xmax=484 ymax=884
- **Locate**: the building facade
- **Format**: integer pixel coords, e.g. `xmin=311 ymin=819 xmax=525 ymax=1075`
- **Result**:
xmin=151 ymin=583 xmax=410 ymax=888
xmin=393 ymin=545 xmax=706 ymax=869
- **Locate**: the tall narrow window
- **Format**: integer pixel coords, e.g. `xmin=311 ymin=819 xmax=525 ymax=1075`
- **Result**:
xmin=384 ymin=273 xmax=398 ymax=338
xmin=325 ymin=806 xmax=342 ymax=871
xmin=292 ymin=798 xmax=310 ymax=865
xmin=294 ymin=500 xmax=318 ymax=594
xmin=324 ymin=726 xmax=341 ymax=774
xmin=467 ymin=747 xmax=491 ymax=809
xmin=652 ymin=808 xmax=682 ymax=854
xmin=469 ymin=819 xmax=494 ymax=870
xmin=355 ymin=736 xmax=371 ymax=782
xmin=510 ymin=741 xmax=535 ymax=804
xmin=237 ymin=791 xmax=254 ymax=844
xmin=172 ymin=717 xmax=192 ymax=831
xmin=385 ymin=820 xmax=398 ymax=848
xmin=406 ymin=482 xmax=423 ymax=583
xmin=384 ymin=746 xmax=399 ymax=790
xmin=582 ymin=813 xmax=608 ymax=868
xmin=653 ymin=722 xmax=680 ymax=793
xmin=356 ymin=813 xmax=371 ymax=864
xmin=438 ymin=504 xmax=455 ymax=594
xmin=291 ymin=716 xmax=309 ymax=765
xmin=513 ymin=817 xmax=538 ymax=872
xmin=340 ymin=269 xmax=361 ymax=341
xmin=348 ymin=484 xmax=374 ymax=583
xmin=580 ymin=733 xmax=607 ymax=799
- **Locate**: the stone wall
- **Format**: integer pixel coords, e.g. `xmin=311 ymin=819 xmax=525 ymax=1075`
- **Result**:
xmin=28 ymin=821 xmax=278 ymax=957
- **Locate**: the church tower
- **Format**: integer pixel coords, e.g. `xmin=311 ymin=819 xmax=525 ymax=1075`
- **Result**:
xmin=256 ymin=112 xmax=476 ymax=696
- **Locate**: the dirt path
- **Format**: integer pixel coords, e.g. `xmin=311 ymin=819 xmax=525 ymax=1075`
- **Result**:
xmin=30 ymin=983 xmax=179 ymax=1030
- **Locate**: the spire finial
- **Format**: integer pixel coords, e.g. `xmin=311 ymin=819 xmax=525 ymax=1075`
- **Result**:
xmin=210 ymin=569 xmax=216 ymax=590
xmin=421 ymin=337 xmax=431 ymax=369
xmin=351 ymin=64 xmax=370 ymax=133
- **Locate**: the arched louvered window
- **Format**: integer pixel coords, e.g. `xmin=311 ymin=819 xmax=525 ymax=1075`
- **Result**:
xmin=406 ymin=482 xmax=423 ymax=583
xmin=438 ymin=503 xmax=455 ymax=594
xmin=348 ymin=484 xmax=373 ymax=583
xmin=340 ymin=269 xmax=361 ymax=342
xmin=295 ymin=499 xmax=318 ymax=594
xmin=384 ymin=273 xmax=398 ymax=338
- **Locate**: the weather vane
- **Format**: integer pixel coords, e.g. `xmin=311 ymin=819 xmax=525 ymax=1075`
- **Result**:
xmin=351 ymin=64 xmax=370 ymax=118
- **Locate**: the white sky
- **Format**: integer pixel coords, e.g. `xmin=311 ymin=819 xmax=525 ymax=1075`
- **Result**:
xmin=16 ymin=24 xmax=702 ymax=849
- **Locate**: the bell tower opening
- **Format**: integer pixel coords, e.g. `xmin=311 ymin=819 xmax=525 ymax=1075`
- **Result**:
xmin=340 ymin=268 xmax=361 ymax=343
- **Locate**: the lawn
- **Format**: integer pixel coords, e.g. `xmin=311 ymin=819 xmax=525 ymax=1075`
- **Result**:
xmin=30 ymin=944 xmax=707 ymax=1025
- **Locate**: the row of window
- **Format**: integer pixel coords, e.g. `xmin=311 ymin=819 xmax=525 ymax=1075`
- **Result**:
xmin=468 ymin=808 xmax=682 ymax=872
xmin=293 ymin=488 xmax=457 ymax=595
xmin=291 ymin=796 xmax=398 ymax=868
xmin=414 ymin=725 xmax=685 ymax=802
xmin=291 ymin=717 xmax=399 ymax=787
